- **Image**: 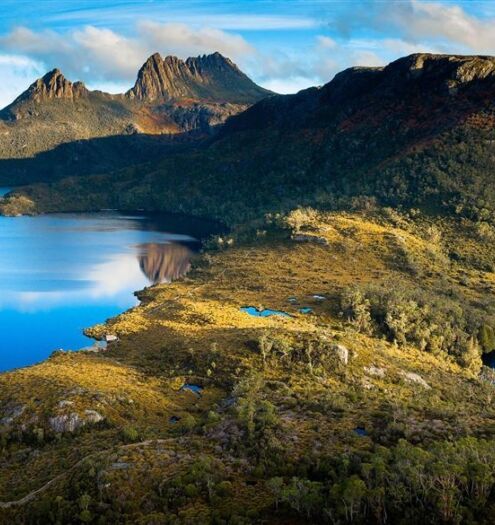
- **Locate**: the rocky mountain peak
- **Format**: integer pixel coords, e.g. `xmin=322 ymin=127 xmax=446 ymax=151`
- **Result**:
xmin=18 ymin=69 xmax=88 ymax=104
xmin=127 ymin=52 xmax=271 ymax=104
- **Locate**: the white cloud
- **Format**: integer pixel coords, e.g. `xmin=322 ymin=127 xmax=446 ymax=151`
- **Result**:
xmin=357 ymin=0 xmax=495 ymax=55
xmin=316 ymin=35 xmax=337 ymax=49
xmin=261 ymin=76 xmax=320 ymax=94
xmin=0 ymin=54 xmax=44 ymax=108
xmin=400 ymin=0 xmax=495 ymax=52
xmin=0 ymin=22 xmax=256 ymax=89
xmin=138 ymin=21 xmax=255 ymax=59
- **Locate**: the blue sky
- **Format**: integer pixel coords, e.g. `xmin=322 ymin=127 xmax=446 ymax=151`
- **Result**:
xmin=1 ymin=0 xmax=495 ymax=107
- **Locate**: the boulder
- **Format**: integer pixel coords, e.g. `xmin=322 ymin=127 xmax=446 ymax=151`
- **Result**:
xmin=0 ymin=403 xmax=26 ymax=428
xmin=364 ymin=366 xmax=386 ymax=378
xmin=49 ymin=413 xmax=84 ymax=433
xmin=292 ymin=234 xmax=329 ymax=246
xmin=402 ymin=372 xmax=431 ymax=389
xmin=49 ymin=409 xmax=105 ymax=433
xmin=333 ymin=344 xmax=349 ymax=365
xmin=84 ymin=409 xmax=104 ymax=424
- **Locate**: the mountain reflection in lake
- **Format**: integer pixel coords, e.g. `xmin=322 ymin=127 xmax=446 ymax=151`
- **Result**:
xmin=0 ymin=211 xmax=218 ymax=372
xmin=138 ymin=242 xmax=195 ymax=284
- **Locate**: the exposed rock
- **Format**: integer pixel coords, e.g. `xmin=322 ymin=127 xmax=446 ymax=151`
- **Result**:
xmin=49 ymin=409 xmax=105 ymax=433
xmin=127 ymin=52 xmax=271 ymax=104
xmin=10 ymin=69 xmax=88 ymax=109
xmin=84 ymin=410 xmax=104 ymax=424
xmin=402 ymin=372 xmax=431 ymax=389
xmin=364 ymin=366 xmax=386 ymax=378
xmin=49 ymin=413 xmax=83 ymax=433
xmin=0 ymin=403 xmax=26 ymax=428
xmin=292 ymin=234 xmax=329 ymax=246
xmin=105 ymin=334 xmax=118 ymax=343
xmin=57 ymin=400 xmax=74 ymax=408
xmin=333 ymin=344 xmax=349 ymax=365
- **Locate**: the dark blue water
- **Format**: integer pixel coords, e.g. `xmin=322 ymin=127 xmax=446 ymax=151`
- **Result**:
xmin=180 ymin=384 xmax=204 ymax=396
xmin=0 ymin=211 xmax=210 ymax=372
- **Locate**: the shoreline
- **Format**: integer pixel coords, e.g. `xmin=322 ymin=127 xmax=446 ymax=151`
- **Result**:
xmin=0 ymin=208 xmax=223 ymax=374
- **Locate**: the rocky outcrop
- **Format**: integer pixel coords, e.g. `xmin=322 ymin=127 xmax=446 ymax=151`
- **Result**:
xmin=333 ymin=344 xmax=349 ymax=365
xmin=402 ymin=371 xmax=431 ymax=389
xmin=48 ymin=413 xmax=83 ymax=433
xmin=364 ymin=366 xmax=386 ymax=378
xmin=322 ymin=53 xmax=495 ymax=105
xmin=292 ymin=234 xmax=329 ymax=246
xmin=48 ymin=409 xmax=104 ymax=433
xmin=0 ymin=403 xmax=26 ymax=429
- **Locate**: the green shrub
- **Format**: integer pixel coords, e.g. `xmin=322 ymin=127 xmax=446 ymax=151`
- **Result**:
xmin=121 ymin=426 xmax=139 ymax=443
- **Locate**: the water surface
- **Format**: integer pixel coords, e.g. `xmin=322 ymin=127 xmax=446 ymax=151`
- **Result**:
xmin=0 ymin=211 xmax=213 ymax=372
xmin=240 ymin=306 xmax=291 ymax=318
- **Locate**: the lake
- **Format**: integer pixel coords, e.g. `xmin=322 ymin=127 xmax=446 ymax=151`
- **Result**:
xmin=0 ymin=210 xmax=214 ymax=372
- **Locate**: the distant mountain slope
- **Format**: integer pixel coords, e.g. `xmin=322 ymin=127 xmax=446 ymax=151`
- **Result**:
xmin=0 ymin=52 xmax=272 ymax=164
xmin=9 ymin=53 xmax=495 ymax=224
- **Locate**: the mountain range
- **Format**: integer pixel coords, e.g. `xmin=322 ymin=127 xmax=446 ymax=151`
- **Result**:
xmin=7 ymin=52 xmax=495 ymax=225
xmin=0 ymin=52 xmax=271 ymax=178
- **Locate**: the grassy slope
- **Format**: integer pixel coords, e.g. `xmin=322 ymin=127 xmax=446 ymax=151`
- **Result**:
xmin=2 ymin=209 xmax=495 ymax=523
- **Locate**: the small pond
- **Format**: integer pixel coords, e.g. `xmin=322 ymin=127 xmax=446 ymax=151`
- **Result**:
xmin=354 ymin=426 xmax=368 ymax=437
xmin=241 ymin=306 xmax=291 ymax=318
xmin=299 ymin=307 xmax=313 ymax=314
xmin=180 ymin=384 xmax=203 ymax=396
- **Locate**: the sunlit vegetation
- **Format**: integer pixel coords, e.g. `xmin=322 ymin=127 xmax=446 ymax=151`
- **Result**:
xmin=0 ymin=194 xmax=36 ymax=216
xmin=3 ymin=206 xmax=495 ymax=523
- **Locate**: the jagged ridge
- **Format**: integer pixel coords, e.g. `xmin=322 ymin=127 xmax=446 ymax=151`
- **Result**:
xmin=127 ymin=51 xmax=270 ymax=103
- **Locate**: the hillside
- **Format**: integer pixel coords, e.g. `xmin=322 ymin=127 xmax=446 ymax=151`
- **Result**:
xmin=3 ymin=208 xmax=495 ymax=523
xmin=10 ymin=53 xmax=495 ymax=223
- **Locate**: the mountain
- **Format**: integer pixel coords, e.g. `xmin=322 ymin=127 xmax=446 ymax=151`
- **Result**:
xmin=9 ymin=68 xmax=89 ymax=105
xmin=0 ymin=52 xmax=272 ymax=172
xmin=14 ymin=53 xmax=495 ymax=224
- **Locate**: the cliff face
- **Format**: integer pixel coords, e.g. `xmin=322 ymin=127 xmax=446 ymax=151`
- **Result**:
xmin=127 ymin=52 xmax=270 ymax=103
